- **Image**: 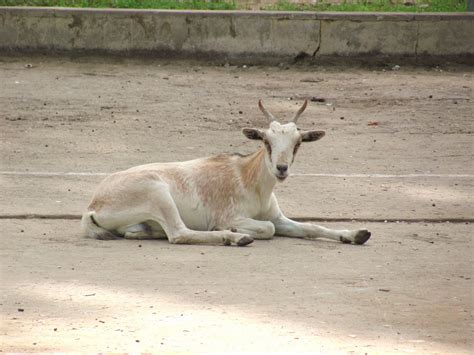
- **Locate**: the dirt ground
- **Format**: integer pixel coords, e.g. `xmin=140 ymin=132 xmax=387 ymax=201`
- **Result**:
xmin=0 ymin=56 xmax=472 ymax=353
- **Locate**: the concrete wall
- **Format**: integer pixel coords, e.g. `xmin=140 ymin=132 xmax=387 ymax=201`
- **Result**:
xmin=0 ymin=7 xmax=472 ymax=62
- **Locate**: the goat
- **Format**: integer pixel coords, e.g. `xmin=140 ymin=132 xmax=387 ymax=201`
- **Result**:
xmin=82 ymin=100 xmax=371 ymax=246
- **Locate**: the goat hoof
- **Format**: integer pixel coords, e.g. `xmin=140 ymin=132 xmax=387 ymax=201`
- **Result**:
xmin=237 ymin=236 xmax=254 ymax=247
xmin=353 ymin=230 xmax=371 ymax=245
xmin=339 ymin=236 xmax=352 ymax=244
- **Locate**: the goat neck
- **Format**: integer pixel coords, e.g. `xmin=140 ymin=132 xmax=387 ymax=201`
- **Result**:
xmin=240 ymin=147 xmax=276 ymax=195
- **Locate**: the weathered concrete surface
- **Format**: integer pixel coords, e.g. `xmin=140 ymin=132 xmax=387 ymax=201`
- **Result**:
xmin=0 ymin=8 xmax=320 ymax=59
xmin=319 ymin=20 xmax=419 ymax=56
xmin=1 ymin=56 xmax=472 ymax=220
xmin=0 ymin=57 xmax=472 ymax=352
xmin=1 ymin=219 xmax=472 ymax=352
xmin=319 ymin=15 xmax=474 ymax=57
xmin=417 ymin=19 xmax=474 ymax=55
xmin=0 ymin=7 xmax=472 ymax=61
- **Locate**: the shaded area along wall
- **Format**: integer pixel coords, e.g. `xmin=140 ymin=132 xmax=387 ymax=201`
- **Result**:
xmin=0 ymin=7 xmax=473 ymax=62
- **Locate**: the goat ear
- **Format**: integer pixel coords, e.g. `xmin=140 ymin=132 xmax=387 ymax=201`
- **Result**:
xmin=301 ymin=130 xmax=325 ymax=142
xmin=242 ymin=128 xmax=264 ymax=140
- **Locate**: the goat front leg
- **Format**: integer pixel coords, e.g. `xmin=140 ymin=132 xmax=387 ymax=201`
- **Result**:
xmin=263 ymin=194 xmax=371 ymax=245
xmin=229 ymin=218 xmax=276 ymax=240
xmin=272 ymin=214 xmax=371 ymax=244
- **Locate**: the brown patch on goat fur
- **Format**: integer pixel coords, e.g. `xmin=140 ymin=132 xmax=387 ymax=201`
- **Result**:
xmin=240 ymin=148 xmax=265 ymax=189
xmin=194 ymin=154 xmax=240 ymax=226
xmin=158 ymin=168 xmax=189 ymax=193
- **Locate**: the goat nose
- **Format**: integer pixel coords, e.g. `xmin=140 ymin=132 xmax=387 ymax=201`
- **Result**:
xmin=277 ymin=164 xmax=288 ymax=173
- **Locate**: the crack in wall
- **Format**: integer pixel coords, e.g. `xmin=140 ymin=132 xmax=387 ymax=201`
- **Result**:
xmin=414 ymin=19 xmax=420 ymax=61
xmin=312 ymin=19 xmax=322 ymax=57
xmin=293 ymin=19 xmax=321 ymax=62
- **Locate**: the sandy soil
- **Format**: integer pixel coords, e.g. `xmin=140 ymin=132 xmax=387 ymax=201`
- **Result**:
xmin=0 ymin=56 xmax=472 ymax=353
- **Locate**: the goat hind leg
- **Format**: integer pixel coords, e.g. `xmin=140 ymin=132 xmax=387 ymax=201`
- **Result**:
xmin=119 ymin=223 xmax=166 ymax=239
xmin=147 ymin=184 xmax=253 ymax=246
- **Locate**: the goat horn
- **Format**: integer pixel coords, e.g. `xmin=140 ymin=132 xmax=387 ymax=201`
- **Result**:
xmin=291 ymin=99 xmax=308 ymax=123
xmin=258 ymin=99 xmax=277 ymax=123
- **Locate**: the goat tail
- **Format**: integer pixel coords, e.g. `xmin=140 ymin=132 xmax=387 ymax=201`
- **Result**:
xmin=81 ymin=211 xmax=120 ymax=240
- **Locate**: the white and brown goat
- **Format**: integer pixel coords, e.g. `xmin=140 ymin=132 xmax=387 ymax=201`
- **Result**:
xmin=82 ymin=100 xmax=371 ymax=246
